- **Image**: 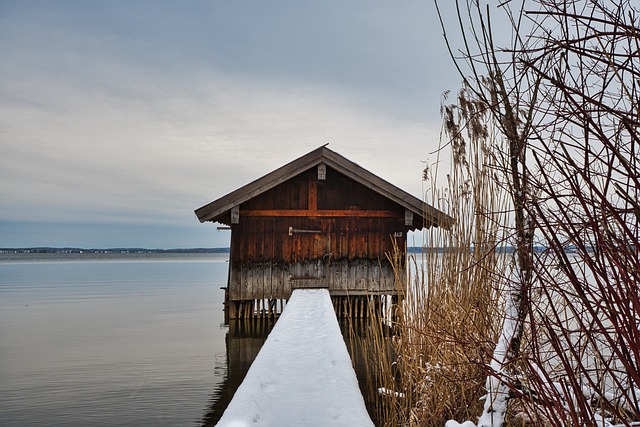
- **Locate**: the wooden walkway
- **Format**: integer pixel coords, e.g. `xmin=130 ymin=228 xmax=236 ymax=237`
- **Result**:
xmin=215 ymin=289 xmax=374 ymax=427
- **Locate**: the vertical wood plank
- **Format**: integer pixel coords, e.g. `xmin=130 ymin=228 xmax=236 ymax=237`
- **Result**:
xmin=283 ymin=263 xmax=291 ymax=297
xmin=370 ymin=221 xmax=380 ymax=259
xmin=245 ymin=220 xmax=254 ymax=263
xmin=276 ymin=263 xmax=285 ymax=299
xmin=337 ymin=221 xmax=345 ymax=259
xmin=348 ymin=219 xmax=357 ymax=261
xmin=266 ymin=220 xmax=274 ymax=298
xmin=358 ymin=222 xmax=366 ymax=258
xmin=299 ymin=174 xmax=308 ymax=209
xmin=290 ymin=177 xmax=298 ymax=210
xmin=240 ymin=262 xmax=248 ymax=301
xmin=341 ymin=259 xmax=349 ymax=292
xmin=308 ymin=172 xmax=317 ymax=210
xmin=229 ymin=266 xmax=240 ymax=300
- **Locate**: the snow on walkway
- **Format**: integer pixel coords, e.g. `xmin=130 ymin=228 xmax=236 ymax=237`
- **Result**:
xmin=216 ymin=289 xmax=374 ymax=427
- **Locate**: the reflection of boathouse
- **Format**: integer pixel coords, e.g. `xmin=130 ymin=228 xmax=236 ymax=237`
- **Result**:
xmin=200 ymin=318 xmax=374 ymax=426
xmin=195 ymin=145 xmax=452 ymax=319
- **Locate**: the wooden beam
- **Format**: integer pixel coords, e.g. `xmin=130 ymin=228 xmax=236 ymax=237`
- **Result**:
xmin=231 ymin=206 xmax=240 ymax=224
xmin=308 ymin=172 xmax=317 ymax=210
xmin=404 ymin=209 xmax=413 ymax=226
xmin=241 ymin=209 xmax=402 ymax=218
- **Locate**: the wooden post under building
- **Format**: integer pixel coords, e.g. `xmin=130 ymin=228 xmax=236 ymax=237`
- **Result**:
xmin=195 ymin=145 xmax=453 ymax=320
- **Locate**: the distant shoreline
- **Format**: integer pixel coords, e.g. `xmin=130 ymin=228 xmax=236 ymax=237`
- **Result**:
xmin=1 ymin=246 xmax=521 ymax=255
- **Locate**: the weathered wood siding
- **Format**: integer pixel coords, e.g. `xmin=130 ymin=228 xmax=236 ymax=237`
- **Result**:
xmin=228 ymin=167 xmax=406 ymax=302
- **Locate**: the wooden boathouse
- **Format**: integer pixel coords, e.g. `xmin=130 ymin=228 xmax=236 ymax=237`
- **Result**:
xmin=195 ymin=145 xmax=452 ymax=319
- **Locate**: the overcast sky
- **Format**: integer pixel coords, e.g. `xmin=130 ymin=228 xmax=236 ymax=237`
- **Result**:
xmin=1 ymin=1 xmax=463 ymax=248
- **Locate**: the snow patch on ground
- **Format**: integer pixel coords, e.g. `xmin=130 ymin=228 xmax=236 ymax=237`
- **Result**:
xmin=445 ymin=421 xmax=477 ymax=427
xmin=216 ymin=289 xmax=374 ymax=427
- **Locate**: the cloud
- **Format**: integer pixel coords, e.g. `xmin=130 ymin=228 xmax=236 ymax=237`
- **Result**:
xmin=1 ymin=61 xmax=440 ymax=220
xmin=0 ymin=1 xmax=458 ymax=246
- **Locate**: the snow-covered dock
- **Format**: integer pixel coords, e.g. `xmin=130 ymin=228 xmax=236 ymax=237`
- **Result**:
xmin=215 ymin=288 xmax=374 ymax=427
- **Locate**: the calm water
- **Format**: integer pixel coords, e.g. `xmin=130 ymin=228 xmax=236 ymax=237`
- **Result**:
xmin=0 ymin=253 xmax=233 ymax=427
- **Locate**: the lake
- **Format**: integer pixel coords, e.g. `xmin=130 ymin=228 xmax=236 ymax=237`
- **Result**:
xmin=0 ymin=253 xmax=238 ymax=427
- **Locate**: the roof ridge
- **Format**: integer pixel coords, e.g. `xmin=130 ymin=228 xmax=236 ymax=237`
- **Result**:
xmin=195 ymin=146 xmax=453 ymax=229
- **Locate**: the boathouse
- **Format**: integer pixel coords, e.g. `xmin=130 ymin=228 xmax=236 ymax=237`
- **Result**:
xmin=195 ymin=145 xmax=452 ymax=319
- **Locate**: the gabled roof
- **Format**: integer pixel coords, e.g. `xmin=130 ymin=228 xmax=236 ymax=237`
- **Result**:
xmin=195 ymin=145 xmax=453 ymax=229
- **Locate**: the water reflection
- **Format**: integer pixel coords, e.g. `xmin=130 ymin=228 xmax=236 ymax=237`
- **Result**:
xmin=201 ymin=319 xmax=275 ymax=426
xmin=341 ymin=317 xmax=395 ymax=425
xmin=201 ymin=317 xmax=386 ymax=426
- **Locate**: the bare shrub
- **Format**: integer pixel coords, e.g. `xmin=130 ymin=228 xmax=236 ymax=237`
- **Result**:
xmin=512 ymin=2 xmax=640 ymax=425
xmin=432 ymin=1 xmax=640 ymax=426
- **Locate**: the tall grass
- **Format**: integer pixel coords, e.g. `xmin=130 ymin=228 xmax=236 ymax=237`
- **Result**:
xmin=352 ymin=96 xmax=513 ymax=426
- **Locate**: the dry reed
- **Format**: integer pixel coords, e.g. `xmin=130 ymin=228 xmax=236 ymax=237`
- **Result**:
xmin=349 ymin=104 xmax=513 ymax=426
